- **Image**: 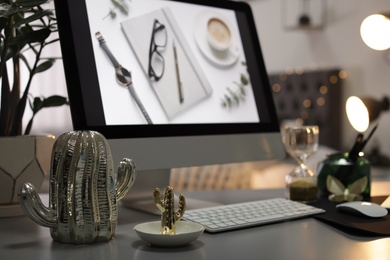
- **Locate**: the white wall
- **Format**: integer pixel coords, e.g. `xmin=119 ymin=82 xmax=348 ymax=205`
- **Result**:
xmin=27 ymin=0 xmax=390 ymax=155
xmin=249 ymin=0 xmax=390 ymax=153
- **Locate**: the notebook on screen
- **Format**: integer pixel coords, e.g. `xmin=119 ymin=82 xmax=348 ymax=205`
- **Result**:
xmin=121 ymin=7 xmax=213 ymax=119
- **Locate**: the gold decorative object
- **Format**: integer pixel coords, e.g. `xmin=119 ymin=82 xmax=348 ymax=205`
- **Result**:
xmin=153 ymin=186 xmax=186 ymax=235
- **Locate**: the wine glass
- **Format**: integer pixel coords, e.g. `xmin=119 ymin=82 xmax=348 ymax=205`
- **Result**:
xmin=284 ymin=125 xmax=319 ymax=202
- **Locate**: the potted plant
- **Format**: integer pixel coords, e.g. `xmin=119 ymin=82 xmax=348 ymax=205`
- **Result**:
xmin=0 ymin=0 xmax=68 ymax=216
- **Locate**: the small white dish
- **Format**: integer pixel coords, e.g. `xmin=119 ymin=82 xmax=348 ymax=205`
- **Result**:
xmin=194 ymin=10 xmax=240 ymax=68
xmin=133 ymin=221 xmax=205 ymax=247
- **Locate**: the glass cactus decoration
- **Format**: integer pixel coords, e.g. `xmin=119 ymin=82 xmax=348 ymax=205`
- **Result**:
xmin=153 ymin=186 xmax=186 ymax=235
xmin=18 ymin=130 xmax=137 ymax=244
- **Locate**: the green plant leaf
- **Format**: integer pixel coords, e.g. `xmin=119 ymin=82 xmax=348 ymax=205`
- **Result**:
xmin=18 ymin=52 xmax=32 ymax=72
xmin=2 ymin=45 xmax=20 ymax=62
xmin=30 ymin=95 xmax=69 ymax=114
xmin=25 ymin=95 xmax=68 ymax=135
xmin=31 ymin=97 xmax=43 ymax=113
xmin=41 ymin=95 xmax=68 ymax=108
xmin=227 ymin=87 xmax=239 ymax=104
xmin=0 ymin=0 xmax=67 ymax=136
xmin=34 ymin=59 xmax=54 ymax=74
xmin=12 ymin=9 xmax=53 ymax=28
xmin=1 ymin=6 xmax=32 ymax=19
xmin=8 ymin=28 xmax=51 ymax=46
xmin=109 ymin=9 xmax=116 ymax=19
xmin=240 ymin=73 xmax=249 ymax=85
xmin=111 ymin=0 xmax=128 ymax=15
xmin=14 ymin=0 xmax=49 ymax=8
xmin=0 ymin=3 xmax=11 ymax=17
xmin=221 ymin=62 xmax=249 ymax=109
xmin=0 ymin=17 xmax=8 ymax=31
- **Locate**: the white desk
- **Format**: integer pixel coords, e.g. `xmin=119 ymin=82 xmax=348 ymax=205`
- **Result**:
xmin=1 ymin=189 xmax=390 ymax=260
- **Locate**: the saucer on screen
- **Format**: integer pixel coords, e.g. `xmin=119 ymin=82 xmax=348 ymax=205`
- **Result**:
xmin=194 ymin=10 xmax=240 ymax=68
xmin=133 ymin=221 xmax=204 ymax=247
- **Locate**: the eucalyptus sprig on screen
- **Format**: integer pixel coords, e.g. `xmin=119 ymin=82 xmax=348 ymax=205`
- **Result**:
xmin=104 ymin=0 xmax=132 ymax=19
xmin=221 ymin=62 xmax=250 ymax=108
xmin=0 ymin=0 xmax=68 ymax=136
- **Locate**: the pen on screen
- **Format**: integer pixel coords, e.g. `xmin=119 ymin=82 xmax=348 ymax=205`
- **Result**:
xmin=173 ymin=41 xmax=184 ymax=104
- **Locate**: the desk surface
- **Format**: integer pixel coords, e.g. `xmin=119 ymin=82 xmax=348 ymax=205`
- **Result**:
xmin=1 ymin=189 xmax=390 ymax=260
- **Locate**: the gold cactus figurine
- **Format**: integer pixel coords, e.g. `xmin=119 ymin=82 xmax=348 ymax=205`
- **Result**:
xmin=153 ymin=186 xmax=186 ymax=235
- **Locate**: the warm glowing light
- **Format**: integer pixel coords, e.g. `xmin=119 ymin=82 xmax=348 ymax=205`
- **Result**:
xmin=303 ymin=99 xmax=311 ymax=108
xmin=360 ymin=14 xmax=390 ymax=51
xmin=272 ymin=83 xmax=281 ymax=93
xmin=329 ymin=75 xmax=338 ymax=84
xmin=295 ymin=67 xmax=304 ymax=75
xmin=319 ymin=85 xmax=328 ymax=95
xmin=285 ymin=67 xmax=293 ymax=75
xmin=339 ymin=70 xmax=347 ymax=79
xmin=346 ymin=96 xmax=369 ymax=132
xmin=300 ymin=111 xmax=308 ymax=119
xmin=279 ymin=73 xmax=287 ymax=81
xmin=317 ymin=97 xmax=325 ymax=106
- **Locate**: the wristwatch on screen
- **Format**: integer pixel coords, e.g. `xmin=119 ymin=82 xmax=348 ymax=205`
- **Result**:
xmin=95 ymin=31 xmax=153 ymax=125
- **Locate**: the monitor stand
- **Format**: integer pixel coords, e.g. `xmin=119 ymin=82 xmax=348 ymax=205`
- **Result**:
xmin=120 ymin=169 xmax=222 ymax=215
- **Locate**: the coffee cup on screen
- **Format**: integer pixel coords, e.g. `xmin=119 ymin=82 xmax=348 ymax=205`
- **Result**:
xmin=206 ymin=17 xmax=232 ymax=52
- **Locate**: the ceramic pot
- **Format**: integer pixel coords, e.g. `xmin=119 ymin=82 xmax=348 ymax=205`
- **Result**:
xmin=0 ymin=135 xmax=55 ymax=217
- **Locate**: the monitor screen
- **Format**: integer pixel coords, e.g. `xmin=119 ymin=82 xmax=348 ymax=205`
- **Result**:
xmin=54 ymin=0 xmax=285 ymax=211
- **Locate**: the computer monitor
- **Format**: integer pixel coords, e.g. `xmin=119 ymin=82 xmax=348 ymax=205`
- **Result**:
xmin=53 ymin=0 xmax=285 ymax=212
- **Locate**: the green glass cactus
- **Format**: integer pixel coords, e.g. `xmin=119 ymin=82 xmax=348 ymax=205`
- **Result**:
xmin=153 ymin=186 xmax=186 ymax=235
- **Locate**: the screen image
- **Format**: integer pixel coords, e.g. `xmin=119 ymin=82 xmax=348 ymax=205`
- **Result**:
xmin=54 ymin=0 xmax=285 ymax=205
xmin=85 ymin=0 xmax=259 ymax=125
xmin=60 ymin=0 xmax=278 ymax=131
xmin=56 ymin=0 xmax=280 ymax=142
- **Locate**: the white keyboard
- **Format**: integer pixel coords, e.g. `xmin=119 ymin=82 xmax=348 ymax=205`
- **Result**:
xmin=183 ymin=198 xmax=325 ymax=233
